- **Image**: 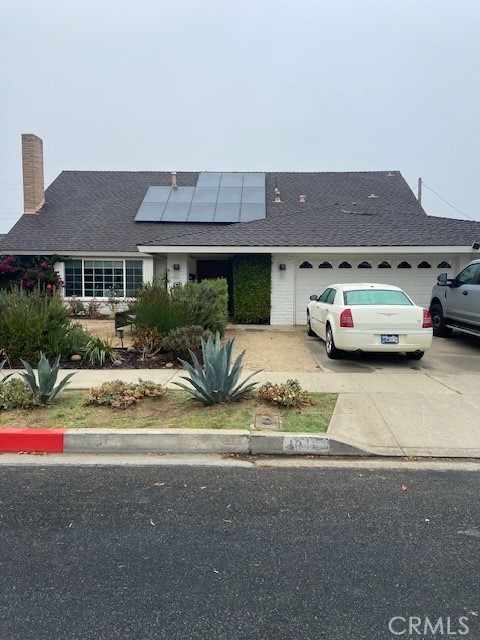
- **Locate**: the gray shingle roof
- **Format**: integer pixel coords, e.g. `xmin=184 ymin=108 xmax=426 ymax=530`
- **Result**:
xmin=1 ymin=170 xmax=479 ymax=253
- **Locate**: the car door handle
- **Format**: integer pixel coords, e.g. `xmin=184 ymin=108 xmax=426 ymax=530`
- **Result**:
xmin=462 ymin=291 xmax=468 ymax=295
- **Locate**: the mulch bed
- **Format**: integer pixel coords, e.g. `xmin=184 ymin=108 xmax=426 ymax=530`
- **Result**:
xmin=60 ymin=348 xmax=180 ymax=370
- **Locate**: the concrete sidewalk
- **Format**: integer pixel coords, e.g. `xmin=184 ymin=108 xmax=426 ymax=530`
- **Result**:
xmin=4 ymin=368 xmax=480 ymax=458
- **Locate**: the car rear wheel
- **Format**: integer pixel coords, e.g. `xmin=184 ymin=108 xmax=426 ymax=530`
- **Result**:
xmin=430 ymin=304 xmax=453 ymax=337
xmin=325 ymin=324 xmax=341 ymax=359
xmin=307 ymin=313 xmax=316 ymax=337
xmin=405 ymin=351 xmax=425 ymax=360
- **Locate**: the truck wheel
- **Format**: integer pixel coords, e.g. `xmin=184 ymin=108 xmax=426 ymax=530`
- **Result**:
xmin=430 ymin=304 xmax=452 ymax=337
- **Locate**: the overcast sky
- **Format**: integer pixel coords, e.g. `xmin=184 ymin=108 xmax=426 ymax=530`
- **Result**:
xmin=1 ymin=0 xmax=479 ymax=233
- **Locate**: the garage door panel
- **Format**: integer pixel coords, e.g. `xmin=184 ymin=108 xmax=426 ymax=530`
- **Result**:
xmin=295 ymin=256 xmax=456 ymax=324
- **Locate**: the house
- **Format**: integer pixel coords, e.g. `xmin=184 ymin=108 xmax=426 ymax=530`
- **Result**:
xmin=2 ymin=133 xmax=480 ymax=325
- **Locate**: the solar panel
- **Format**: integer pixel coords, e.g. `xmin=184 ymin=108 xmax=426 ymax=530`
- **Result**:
xmin=143 ymin=186 xmax=171 ymax=203
xmin=214 ymin=203 xmax=241 ymax=222
xmin=167 ymin=187 xmax=195 ymax=203
xmin=220 ymin=172 xmax=243 ymax=187
xmin=135 ymin=201 xmax=167 ymax=220
xmin=242 ymin=187 xmax=265 ymax=204
xmin=192 ymin=187 xmax=218 ymax=203
xmin=217 ymin=187 xmax=242 ymax=204
xmin=196 ymin=172 xmax=221 ymax=187
xmin=243 ymin=173 xmax=265 ymax=187
xmin=189 ymin=203 xmax=216 ymax=221
xmin=163 ymin=202 xmax=190 ymax=221
xmin=134 ymin=172 xmax=266 ymax=223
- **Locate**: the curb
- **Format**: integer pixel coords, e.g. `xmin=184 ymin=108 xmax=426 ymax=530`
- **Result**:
xmin=0 ymin=428 xmax=369 ymax=456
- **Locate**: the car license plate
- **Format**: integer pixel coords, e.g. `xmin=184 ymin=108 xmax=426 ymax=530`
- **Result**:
xmin=381 ymin=334 xmax=399 ymax=344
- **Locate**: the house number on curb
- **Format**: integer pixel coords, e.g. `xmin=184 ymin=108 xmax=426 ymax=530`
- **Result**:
xmin=283 ymin=436 xmax=330 ymax=455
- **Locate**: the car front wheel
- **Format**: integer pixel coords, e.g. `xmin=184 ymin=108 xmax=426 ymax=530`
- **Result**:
xmin=325 ymin=324 xmax=341 ymax=359
xmin=430 ymin=304 xmax=452 ymax=337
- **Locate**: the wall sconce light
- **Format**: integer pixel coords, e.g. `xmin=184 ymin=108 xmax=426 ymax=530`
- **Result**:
xmin=472 ymin=242 xmax=480 ymax=250
xmin=173 ymin=263 xmax=181 ymax=271
xmin=279 ymin=263 xmax=286 ymax=271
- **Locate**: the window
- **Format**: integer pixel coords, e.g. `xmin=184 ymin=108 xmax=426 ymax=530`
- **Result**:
xmin=318 ymin=287 xmax=334 ymax=303
xmin=318 ymin=261 xmax=332 ymax=269
xmin=299 ymin=261 xmax=313 ymax=269
xmin=437 ymin=261 xmax=451 ymax=269
xmin=357 ymin=261 xmax=372 ymax=269
xmin=344 ymin=289 xmax=412 ymax=305
xmin=64 ymin=259 xmax=143 ymax=297
xmin=339 ymin=261 xmax=352 ymax=269
xmin=398 ymin=261 xmax=412 ymax=269
xmin=418 ymin=261 xmax=431 ymax=269
xmin=378 ymin=261 xmax=391 ymax=269
xmin=456 ymin=263 xmax=480 ymax=286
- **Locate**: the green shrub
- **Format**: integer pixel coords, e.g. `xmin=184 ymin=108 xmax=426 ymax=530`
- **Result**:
xmin=163 ymin=325 xmax=214 ymax=361
xmin=84 ymin=379 xmax=166 ymax=408
xmin=170 ymin=279 xmax=228 ymax=335
xmin=84 ymin=336 xmax=119 ymax=366
xmin=0 ymin=378 xmax=36 ymax=410
xmin=130 ymin=280 xmax=186 ymax=334
xmin=66 ymin=324 xmax=93 ymax=355
xmin=258 ymin=379 xmax=313 ymax=408
xmin=19 ymin=353 xmax=76 ymax=405
xmin=174 ymin=333 xmax=260 ymax=405
xmin=232 ymin=255 xmax=271 ymax=324
xmin=0 ymin=288 xmax=72 ymax=364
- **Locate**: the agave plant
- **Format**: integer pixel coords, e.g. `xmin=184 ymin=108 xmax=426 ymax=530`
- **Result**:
xmin=19 ymin=353 xmax=76 ymax=405
xmin=174 ymin=332 xmax=260 ymax=405
xmin=0 ymin=359 xmax=13 ymax=383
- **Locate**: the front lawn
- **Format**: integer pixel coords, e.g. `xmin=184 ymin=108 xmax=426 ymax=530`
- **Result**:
xmin=0 ymin=390 xmax=337 ymax=432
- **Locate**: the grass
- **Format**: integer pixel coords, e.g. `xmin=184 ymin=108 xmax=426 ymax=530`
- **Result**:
xmin=0 ymin=390 xmax=337 ymax=432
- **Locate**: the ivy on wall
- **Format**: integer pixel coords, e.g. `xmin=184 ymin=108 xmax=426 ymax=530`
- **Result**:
xmin=232 ymin=254 xmax=271 ymax=324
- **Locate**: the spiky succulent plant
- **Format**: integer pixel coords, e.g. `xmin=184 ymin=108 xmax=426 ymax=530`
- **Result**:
xmin=174 ymin=333 xmax=260 ymax=405
xmin=19 ymin=353 xmax=76 ymax=405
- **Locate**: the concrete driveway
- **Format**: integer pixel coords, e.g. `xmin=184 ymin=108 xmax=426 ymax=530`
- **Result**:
xmin=301 ymin=330 xmax=480 ymax=374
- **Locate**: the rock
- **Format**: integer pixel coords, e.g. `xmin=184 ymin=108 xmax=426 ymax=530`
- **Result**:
xmin=113 ymin=360 xmax=123 ymax=367
xmin=70 ymin=354 xmax=82 ymax=362
xmin=165 ymin=362 xmax=174 ymax=369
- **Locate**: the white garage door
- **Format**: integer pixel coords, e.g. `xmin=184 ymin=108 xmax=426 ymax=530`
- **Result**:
xmin=294 ymin=255 xmax=456 ymax=325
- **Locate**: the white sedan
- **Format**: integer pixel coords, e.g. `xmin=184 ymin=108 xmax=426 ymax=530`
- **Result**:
xmin=306 ymin=282 xmax=433 ymax=360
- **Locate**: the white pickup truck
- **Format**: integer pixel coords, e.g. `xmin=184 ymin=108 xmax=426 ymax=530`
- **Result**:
xmin=429 ymin=259 xmax=480 ymax=337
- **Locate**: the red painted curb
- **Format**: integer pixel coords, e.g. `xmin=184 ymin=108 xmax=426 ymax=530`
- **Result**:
xmin=0 ymin=428 xmax=66 ymax=453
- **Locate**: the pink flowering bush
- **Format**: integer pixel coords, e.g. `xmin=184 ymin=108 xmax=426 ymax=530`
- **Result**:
xmin=0 ymin=255 xmax=63 ymax=292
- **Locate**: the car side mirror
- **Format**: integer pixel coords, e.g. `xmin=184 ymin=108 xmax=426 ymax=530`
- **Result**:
xmin=437 ymin=273 xmax=448 ymax=285
xmin=309 ymin=294 xmax=318 ymax=301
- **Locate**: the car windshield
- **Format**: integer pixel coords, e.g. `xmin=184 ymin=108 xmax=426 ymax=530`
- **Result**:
xmin=343 ymin=290 xmax=412 ymax=305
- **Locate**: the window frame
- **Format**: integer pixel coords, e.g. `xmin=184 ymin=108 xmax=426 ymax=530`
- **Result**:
xmin=64 ymin=258 xmax=143 ymax=298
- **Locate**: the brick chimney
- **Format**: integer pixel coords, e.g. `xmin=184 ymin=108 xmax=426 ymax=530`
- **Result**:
xmin=22 ymin=133 xmax=45 ymax=213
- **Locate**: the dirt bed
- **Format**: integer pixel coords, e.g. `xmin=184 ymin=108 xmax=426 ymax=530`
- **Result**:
xmin=73 ymin=318 xmax=320 ymax=372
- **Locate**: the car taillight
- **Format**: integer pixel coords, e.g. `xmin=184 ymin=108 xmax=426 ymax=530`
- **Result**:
xmin=340 ymin=308 xmax=354 ymax=328
xmin=422 ymin=309 xmax=433 ymax=328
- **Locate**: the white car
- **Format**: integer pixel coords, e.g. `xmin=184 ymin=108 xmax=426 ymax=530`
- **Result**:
xmin=307 ymin=283 xmax=433 ymax=360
